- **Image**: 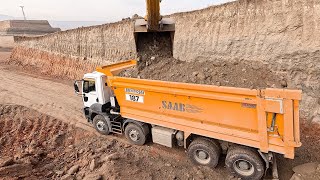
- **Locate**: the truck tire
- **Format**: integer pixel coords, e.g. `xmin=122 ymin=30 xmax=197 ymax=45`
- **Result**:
xmin=225 ymin=146 xmax=265 ymax=180
xmin=124 ymin=123 xmax=147 ymax=146
xmin=93 ymin=115 xmax=110 ymax=135
xmin=187 ymin=137 xmax=221 ymax=168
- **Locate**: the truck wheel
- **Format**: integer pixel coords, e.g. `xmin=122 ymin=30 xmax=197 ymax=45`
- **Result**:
xmin=124 ymin=123 xmax=146 ymax=145
xmin=93 ymin=115 xmax=110 ymax=135
xmin=187 ymin=137 xmax=221 ymax=168
xmin=225 ymin=146 xmax=265 ymax=180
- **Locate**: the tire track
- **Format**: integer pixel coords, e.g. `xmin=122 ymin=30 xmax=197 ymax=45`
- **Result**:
xmin=0 ymin=105 xmax=69 ymax=152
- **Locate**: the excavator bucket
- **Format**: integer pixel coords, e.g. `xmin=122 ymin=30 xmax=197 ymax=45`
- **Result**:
xmin=134 ymin=17 xmax=175 ymax=33
xmin=134 ymin=0 xmax=175 ymax=55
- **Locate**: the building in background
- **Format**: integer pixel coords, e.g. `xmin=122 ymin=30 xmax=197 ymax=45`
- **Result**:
xmin=0 ymin=20 xmax=60 ymax=51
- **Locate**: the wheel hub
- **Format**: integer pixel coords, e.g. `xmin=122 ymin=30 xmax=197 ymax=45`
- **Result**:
xmin=239 ymin=161 xmax=250 ymax=170
xmin=96 ymin=121 xmax=106 ymax=131
xmin=233 ymin=159 xmax=254 ymax=176
xmin=198 ymin=151 xmax=208 ymax=160
xmin=129 ymin=129 xmax=139 ymax=141
xmin=194 ymin=149 xmax=211 ymax=165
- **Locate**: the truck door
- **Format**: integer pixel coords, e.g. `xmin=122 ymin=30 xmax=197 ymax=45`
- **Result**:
xmin=82 ymin=78 xmax=98 ymax=108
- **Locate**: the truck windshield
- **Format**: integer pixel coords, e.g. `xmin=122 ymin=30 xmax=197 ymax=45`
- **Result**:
xmin=83 ymin=79 xmax=96 ymax=93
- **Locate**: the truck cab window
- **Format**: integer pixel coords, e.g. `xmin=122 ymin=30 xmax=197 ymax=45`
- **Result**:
xmin=83 ymin=80 xmax=96 ymax=93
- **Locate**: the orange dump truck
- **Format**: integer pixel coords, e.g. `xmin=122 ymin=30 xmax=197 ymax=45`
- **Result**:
xmin=74 ymin=60 xmax=302 ymax=179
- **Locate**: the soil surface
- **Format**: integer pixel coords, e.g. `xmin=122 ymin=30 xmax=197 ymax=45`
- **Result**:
xmin=1 ymin=49 xmax=320 ymax=180
xmin=0 ymin=104 xmax=230 ymax=180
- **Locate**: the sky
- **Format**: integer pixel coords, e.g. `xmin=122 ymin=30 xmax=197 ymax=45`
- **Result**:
xmin=0 ymin=0 xmax=232 ymax=22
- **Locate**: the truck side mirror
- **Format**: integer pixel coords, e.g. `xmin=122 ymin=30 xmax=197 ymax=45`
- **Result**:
xmin=74 ymin=81 xmax=80 ymax=94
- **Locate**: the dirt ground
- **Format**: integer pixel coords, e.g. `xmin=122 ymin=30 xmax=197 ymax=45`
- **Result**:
xmin=1 ymin=49 xmax=320 ymax=180
xmin=0 ymin=104 xmax=231 ymax=180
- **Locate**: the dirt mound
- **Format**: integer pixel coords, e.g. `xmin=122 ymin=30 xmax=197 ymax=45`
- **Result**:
xmin=123 ymin=33 xmax=283 ymax=89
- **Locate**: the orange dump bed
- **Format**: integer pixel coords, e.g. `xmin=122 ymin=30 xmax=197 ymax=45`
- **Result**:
xmin=97 ymin=60 xmax=302 ymax=159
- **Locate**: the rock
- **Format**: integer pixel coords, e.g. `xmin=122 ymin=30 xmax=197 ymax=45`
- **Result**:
xmin=14 ymin=151 xmax=28 ymax=160
xmin=124 ymin=144 xmax=131 ymax=148
xmin=78 ymin=149 xmax=85 ymax=154
xmin=105 ymin=140 xmax=116 ymax=148
xmin=61 ymin=174 xmax=74 ymax=180
xmin=103 ymin=152 xmax=120 ymax=162
xmin=0 ymin=137 xmax=7 ymax=146
xmin=83 ymin=174 xmax=102 ymax=180
xmin=89 ymin=159 xmax=98 ymax=171
xmin=290 ymin=173 xmax=302 ymax=180
xmin=165 ymin=163 xmax=171 ymax=167
xmin=95 ymin=147 xmax=106 ymax=153
xmin=55 ymin=170 xmax=64 ymax=176
xmin=0 ymin=157 xmax=14 ymax=167
xmin=196 ymin=170 xmax=205 ymax=179
xmin=19 ymin=156 xmax=39 ymax=165
xmin=47 ymin=152 xmax=55 ymax=159
xmin=29 ymin=140 xmax=38 ymax=147
xmin=192 ymin=71 xmax=199 ymax=77
xmin=67 ymin=165 xmax=80 ymax=175
xmin=220 ymin=73 xmax=227 ymax=77
xmin=211 ymin=71 xmax=217 ymax=76
xmin=293 ymin=162 xmax=319 ymax=174
xmin=212 ymin=61 xmax=220 ymax=66
xmin=280 ymin=80 xmax=288 ymax=87
xmin=132 ymin=14 xmax=140 ymax=19
xmin=197 ymin=72 xmax=206 ymax=80
xmin=80 ymin=159 xmax=89 ymax=167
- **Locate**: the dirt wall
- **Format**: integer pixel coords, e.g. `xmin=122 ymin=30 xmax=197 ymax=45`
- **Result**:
xmin=11 ymin=0 xmax=320 ymax=122
xmin=14 ymin=20 xmax=136 ymax=65
xmin=169 ymin=0 xmax=320 ymax=122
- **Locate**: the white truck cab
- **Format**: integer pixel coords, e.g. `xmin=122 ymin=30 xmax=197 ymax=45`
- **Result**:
xmin=74 ymin=71 xmax=118 ymax=131
xmin=80 ymin=72 xmax=111 ymax=108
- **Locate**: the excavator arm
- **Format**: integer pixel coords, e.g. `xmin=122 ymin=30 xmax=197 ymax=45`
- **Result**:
xmin=135 ymin=0 xmax=175 ymax=32
xmin=145 ymin=0 xmax=161 ymax=31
